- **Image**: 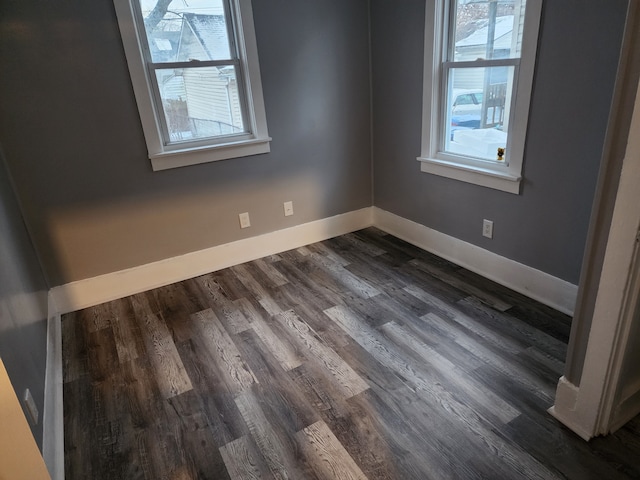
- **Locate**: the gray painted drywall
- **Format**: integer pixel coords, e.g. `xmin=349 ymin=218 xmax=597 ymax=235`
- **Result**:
xmin=2 ymin=0 xmax=625 ymax=289
xmin=0 ymin=148 xmax=48 ymax=450
xmin=0 ymin=0 xmax=372 ymax=286
xmin=371 ymin=0 xmax=628 ymax=285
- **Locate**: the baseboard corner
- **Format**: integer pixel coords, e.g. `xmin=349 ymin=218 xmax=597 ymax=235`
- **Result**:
xmin=372 ymin=207 xmax=578 ymax=315
xmin=548 ymin=376 xmax=595 ymax=441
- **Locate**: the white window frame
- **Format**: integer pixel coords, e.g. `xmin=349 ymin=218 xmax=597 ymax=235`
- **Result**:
xmin=418 ymin=0 xmax=542 ymax=194
xmin=113 ymin=0 xmax=271 ymax=171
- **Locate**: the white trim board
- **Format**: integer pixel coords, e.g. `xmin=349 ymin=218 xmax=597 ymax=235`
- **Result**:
xmin=50 ymin=208 xmax=374 ymax=314
xmin=373 ymin=207 xmax=578 ymax=316
xmin=42 ymin=293 xmax=63 ymax=480
xmin=550 ymin=52 xmax=640 ymax=440
xmin=548 ymin=376 xmax=593 ymax=441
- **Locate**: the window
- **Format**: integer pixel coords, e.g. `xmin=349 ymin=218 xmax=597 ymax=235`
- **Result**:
xmin=418 ymin=0 xmax=541 ymax=194
xmin=114 ymin=0 xmax=270 ymax=171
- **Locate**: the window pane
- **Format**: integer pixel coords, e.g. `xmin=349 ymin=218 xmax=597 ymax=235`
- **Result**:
xmin=444 ymin=66 xmax=514 ymax=161
xmin=139 ymin=0 xmax=232 ymax=63
xmin=452 ymin=0 xmax=526 ymax=61
xmin=155 ymin=66 xmax=246 ymax=143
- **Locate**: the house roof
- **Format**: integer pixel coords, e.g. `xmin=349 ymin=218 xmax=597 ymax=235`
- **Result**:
xmin=146 ymin=16 xmax=182 ymax=63
xmin=456 ymin=15 xmax=514 ymax=50
xmin=182 ymin=13 xmax=230 ymax=60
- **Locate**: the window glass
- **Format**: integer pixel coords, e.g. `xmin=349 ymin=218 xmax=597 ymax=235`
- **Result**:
xmin=451 ymin=0 xmax=526 ymax=61
xmin=445 ymin=66 xmax=514 ymax=161
xmin=155 ymin=66 xmax=246 ymax=142
xmin=140 ymin=1 xmax=231 ymax=63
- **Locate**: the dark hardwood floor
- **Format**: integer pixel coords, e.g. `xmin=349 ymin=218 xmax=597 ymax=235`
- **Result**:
xmin=62 ymin=228 xmax=640 ymax=479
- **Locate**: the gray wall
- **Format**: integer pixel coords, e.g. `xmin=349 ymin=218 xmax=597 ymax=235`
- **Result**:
xmin=371 ymin=0 xmax=628 ymax=285
xmin=0 ymin=0 xmax=372 ymax=286
xmin=0 ymin=149 xmax=48 ymax=449
xmin=0 ymin=0 xmax=629 ymax=291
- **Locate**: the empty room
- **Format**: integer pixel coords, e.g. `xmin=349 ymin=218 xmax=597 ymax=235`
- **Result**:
xmin=1 ymin=0 xmax=640 ymax=478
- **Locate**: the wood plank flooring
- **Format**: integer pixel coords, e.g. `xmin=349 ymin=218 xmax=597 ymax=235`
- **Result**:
xmin=62 ymin=228 xmax=640 ymax=479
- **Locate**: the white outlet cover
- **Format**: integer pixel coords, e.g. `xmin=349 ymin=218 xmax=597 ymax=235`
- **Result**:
xmin=239 ymin=212 xmax=251 ymax=229
xmin=23 ymin=388 xmax=39 ymax=426
xmin=482 ymin=219 xmax=494 ymax=239
xmin=284 ymin=201 xmax=294 ymax=217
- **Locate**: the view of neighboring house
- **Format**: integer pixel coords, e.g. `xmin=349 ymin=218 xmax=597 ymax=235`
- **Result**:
xmin=456 ymin=15 xmax=518 ymax=62
xmin=148 ymin=12 xmax=245 ymax=142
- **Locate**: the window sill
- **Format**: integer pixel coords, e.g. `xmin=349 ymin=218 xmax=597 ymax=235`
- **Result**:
xmin=150 ymin=137 xmax=272 ymax=171
xmin=418 ymin=156 xmax=521 ymax=194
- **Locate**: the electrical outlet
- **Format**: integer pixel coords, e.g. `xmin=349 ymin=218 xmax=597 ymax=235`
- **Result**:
xmin=283 ymin=201 xmax=294 ymax=217
xmin=239 ymin=212 xmax=251 ymax=229
xmin=23 ymin=388 xmax=39 ymax=426
xmin=482 ymin=219 xmax=494 ymax=239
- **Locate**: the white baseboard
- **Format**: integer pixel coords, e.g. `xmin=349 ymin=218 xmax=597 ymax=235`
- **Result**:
xmin=50 ymin=206 xmax=578 ymax=316
xmin=50 ymin=208 xmax=374 ymax=314
xmin=548 ymin=376 xmax=595 ymax=441
xmin=373 ymin=207 xmax=578 ymax=316
xmin=43 ymin=293 xmax=64 ymax=480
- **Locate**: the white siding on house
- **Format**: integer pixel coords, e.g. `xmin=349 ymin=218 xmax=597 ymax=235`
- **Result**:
xmin=512 ymin=1 xmax=526 ymax=57
xmin=452 ymin=67 xmax=484 ymax=91
xmin=173 ymin=13 xmax=245 ymax=138
xmin=182 ymin=67 xmax=245 ymax=135
xmin=157 ymin=72 xmax=187 ymax=100
xmin=453 ymin=15 xmax=517 ymax=91
xmin=183 ymin=68 xmax=230 ymax=122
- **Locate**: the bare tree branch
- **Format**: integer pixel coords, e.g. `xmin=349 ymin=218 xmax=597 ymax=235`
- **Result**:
xmin=144 ymin=0 xmax=173 ymax=31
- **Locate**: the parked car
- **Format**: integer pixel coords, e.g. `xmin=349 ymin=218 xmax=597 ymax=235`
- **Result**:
xmin=450 ymin=89 xmax=483 ymax=139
